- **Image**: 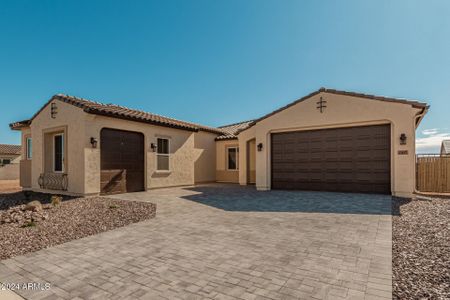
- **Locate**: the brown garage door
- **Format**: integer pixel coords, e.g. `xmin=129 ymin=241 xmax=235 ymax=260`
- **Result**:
xmin=100 ymin=128 xmax=145 ymax=194
xmin=271 ymin=124 xmax=391 ymax=194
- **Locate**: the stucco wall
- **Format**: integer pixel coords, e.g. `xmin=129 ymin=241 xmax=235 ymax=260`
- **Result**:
xmin=84 ymin=114 xmax=217 ymax=194
xmin=215 ymin=140 xmax=239 ymax=183
xmin=247 ymin=139 xmax=256 ymax=184
xmin=21 ymin=99 xmax=219 ymax=195
xmin=0 ymin=154 xmax=21 ymax=164
xmin=238 ymin=92 xmax=423 ymax=197
xmin=29 ymin=100 xmax=86 ymax=194
xmin=194 ymin=131 xmax=217 ymax=183
xmin=0 ymin=164 xmax=19 ymax=180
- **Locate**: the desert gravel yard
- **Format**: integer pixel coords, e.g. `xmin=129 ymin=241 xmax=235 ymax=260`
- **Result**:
xmin=0 ymin=192 xmax=156 ymax=260
xmin=392 ymin=197 xmax=450 ymax=299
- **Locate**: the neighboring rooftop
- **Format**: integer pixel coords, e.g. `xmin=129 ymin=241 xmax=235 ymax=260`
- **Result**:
xmin=0 ymin=144 xmax=21 ymax=155
xmin=441 ymin=140 xmax=450 ymax=155
xmin=216 ymin=120 xmax=255 ymax=140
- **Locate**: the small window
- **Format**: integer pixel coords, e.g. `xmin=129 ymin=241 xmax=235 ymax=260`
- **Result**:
xmin=156 ymin=138 xmax=170 ymax=171
xmin=54 ymin=134 xmax=64 ymax=172
xmin=227 ymin=147 xmax=239 ymax=170
xmin=3 ymin=159 xmax=11 ymax=165
xmin=26 ymin=137 xmax=32 ymax=159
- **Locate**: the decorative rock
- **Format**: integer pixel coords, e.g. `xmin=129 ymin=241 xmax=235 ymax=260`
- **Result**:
xmin=25 ymin=200 xmax=43 ymax=212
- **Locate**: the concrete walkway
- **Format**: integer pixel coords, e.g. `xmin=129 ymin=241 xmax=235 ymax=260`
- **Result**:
xmin=0 ymin=184 xmax=392 ymax=299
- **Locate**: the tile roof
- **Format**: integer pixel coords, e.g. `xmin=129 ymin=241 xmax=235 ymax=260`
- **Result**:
xmin=216 ymin=120 xmax=254 ymax=140
xmin=236 ymin=87 xmax=429 ymax=134
xmin=10 ymin=94 xmax=226 ymax=134
xmin=0 ymin=144 xmax=21 ymax=155
xmin=10 ymin=88 xmax=429 ymax=140
xmin=441 ymin=140 xmax=450 ymax=155
xmin=9 ymin=120 xmax=31 ymax=130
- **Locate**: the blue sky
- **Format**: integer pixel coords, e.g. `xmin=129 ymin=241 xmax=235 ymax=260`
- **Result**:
xmin=0 ymin=0 xmax=449 ymax=153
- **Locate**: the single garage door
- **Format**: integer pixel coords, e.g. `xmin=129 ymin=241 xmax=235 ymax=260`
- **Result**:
xmin=271 ymin=124 xmax=391 ymax=194
xmin=100 ymin=128 xmax=145 ymax=194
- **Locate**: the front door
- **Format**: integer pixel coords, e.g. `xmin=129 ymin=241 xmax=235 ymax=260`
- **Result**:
xmin=100 ymin=128 xmax=145 ymax=194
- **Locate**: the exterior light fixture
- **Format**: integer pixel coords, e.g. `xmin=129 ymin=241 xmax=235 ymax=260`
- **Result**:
xmin=90 ymin=137 xmax=98 ymax=148
xmin=257 ymin=143 xmax=263 ymax=151
xmin=400 ymin=133 xmax=407 ymax=145
xmin=150 ymin=143 xmax=157 ymax=152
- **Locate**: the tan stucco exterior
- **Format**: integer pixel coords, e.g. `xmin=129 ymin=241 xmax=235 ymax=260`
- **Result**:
xmin=19 ymin=99 xmax=219 ymax=195
xmin=215 ymin=140 xmax=239 ymax=183
xmin=28 ymin=100 xmax=86 ymax=194
xmin=15 ymin=90 xmax=426 ymax=197
xmin=236 ymin=91 xmax=424 ymax=198
xmin=194 ymin=131 xmax=217 ymax=183
xmin=247 ymin=139 xmax=256 ymax=184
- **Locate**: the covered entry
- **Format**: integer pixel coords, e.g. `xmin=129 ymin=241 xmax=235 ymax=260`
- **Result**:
xmin=100 ymin=128 xmax=145 ymax=194
xmin=271 ymin=124 xmax=391 ymax=194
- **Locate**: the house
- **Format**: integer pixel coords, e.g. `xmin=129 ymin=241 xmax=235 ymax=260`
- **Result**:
xmin=0 ymin=144 xmax=21 ymax=165
xmin=441 ymin=140 xmax=450 ymax=156
xmin=10 ymin=88 xmax=428 ymax=198
xmin=0 ymin=144 xmax=21 ymax=180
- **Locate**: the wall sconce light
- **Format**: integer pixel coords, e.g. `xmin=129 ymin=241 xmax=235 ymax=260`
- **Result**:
xmin=257 ymin=143 xmax=263 ymax=152
xmin=150 ymin=143 xmax=157 ymax=152
xmin=400 ymin=133 xmax=407 ymax=145
xmin=90 ymin=137 xmax=98 ymax=148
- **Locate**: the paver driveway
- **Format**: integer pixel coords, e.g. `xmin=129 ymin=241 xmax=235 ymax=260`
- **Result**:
xmin=0 ymin=184 xmax=392 ymax=300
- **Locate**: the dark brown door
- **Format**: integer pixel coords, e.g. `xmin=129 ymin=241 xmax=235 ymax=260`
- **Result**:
xmin=271 ymin=124 xmax=391 ymax=194
xmin=100 ymin=128 xmax=145 ymax=194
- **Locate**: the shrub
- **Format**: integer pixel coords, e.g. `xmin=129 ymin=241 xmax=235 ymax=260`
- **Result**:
xmin=51 ymin=195 xmax=62 ymax=207
xmin=21 ymin=221 xmax=36 ymax=228
xmin=109 ymin=204 xmax=119 ymax=209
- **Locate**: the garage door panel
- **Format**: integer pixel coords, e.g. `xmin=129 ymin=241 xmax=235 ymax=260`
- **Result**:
xmin=271 ymin=124 xmax=391 ymax=194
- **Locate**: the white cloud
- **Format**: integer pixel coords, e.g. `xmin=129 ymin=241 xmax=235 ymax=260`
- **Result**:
xmin=416 ymin=128 xmax=450 ymax=154
xmin=422 ymin=128 xmax=439 ymax=135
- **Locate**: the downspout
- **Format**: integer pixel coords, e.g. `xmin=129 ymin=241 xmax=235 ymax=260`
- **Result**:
xmin=413 ymin=106 xmax=429 ymax=194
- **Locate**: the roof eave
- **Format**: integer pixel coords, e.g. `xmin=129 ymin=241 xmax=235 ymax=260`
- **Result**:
xmin=215 ymin=136 xmax=238 ymax=141
xmin=84 ymin=109 xmax=200 ymax=132
xmin=9 ymin=120 xmax=31 ymax=130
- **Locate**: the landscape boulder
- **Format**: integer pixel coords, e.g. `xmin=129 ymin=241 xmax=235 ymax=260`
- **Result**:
xmin=25 ymin=200 xmax=43 ymax=212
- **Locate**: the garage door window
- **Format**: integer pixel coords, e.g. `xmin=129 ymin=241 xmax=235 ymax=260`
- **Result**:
xmin=157 ymin=138 xmax=170 ymax=171
xmin=227 ymin=147 xmax=239 ymax=170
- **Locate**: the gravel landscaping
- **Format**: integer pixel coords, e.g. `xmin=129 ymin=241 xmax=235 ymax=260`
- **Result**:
xmin=0 ymin=192 xmax=156 ymax=260
xmin=392 ymin=196 xmax=450 ymax=300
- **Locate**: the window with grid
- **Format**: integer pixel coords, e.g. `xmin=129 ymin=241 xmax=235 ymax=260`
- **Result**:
xmin=157 ymin=138 xmax=170 ymax=171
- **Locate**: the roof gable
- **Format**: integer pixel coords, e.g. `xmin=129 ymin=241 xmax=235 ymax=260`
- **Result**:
xmin=236 ymin=88 xmax=429 ymax=134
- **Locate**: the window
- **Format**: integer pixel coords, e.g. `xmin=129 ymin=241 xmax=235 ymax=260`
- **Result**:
xmin=227 ymin=147 xmax=239 ymax=170
xmin=156 ymin=138 xmax=169 ymax=171
xmin=26 ymin=137 xmax=32 ymax=159
xmin=54 ymin=134 xmax=64 ymax=172
xmin=2 ymin=159 xmax=10 ymax=165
